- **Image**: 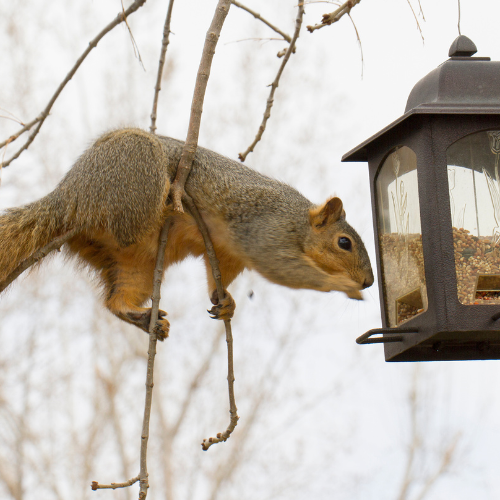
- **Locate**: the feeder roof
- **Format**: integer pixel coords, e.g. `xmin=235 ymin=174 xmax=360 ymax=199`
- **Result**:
xmin=342 ymin=36 xmax=500 ymax=162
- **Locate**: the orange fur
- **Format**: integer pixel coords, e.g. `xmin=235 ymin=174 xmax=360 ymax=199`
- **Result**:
xmin=65 ymin=209 xmax=244 ymax=324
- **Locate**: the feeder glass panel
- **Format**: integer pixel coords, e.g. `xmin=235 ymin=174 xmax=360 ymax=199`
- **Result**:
xmin=376 ymin=146 xmax=427 ymax=327
xmin=447 ymin=130 xmax=500 ymax=305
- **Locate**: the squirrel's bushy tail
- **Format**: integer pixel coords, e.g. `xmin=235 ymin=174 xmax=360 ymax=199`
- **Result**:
xmin=0 ymin=193 xmax=66 ymax=284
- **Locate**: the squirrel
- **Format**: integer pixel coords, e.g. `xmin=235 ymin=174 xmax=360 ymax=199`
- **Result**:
xmin=0 ymin=128 xmax=374 ymax=338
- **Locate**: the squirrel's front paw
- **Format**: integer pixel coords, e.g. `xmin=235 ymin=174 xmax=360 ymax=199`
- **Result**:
xmin=208 ymin=290 xmax=236 ymax=321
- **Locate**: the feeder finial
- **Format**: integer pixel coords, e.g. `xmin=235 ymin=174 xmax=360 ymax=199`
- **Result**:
xmin=449 ymin=35 xmax=477 ymax=57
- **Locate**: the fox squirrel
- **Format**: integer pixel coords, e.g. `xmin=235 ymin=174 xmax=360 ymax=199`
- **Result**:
xmin=0 ymin=128 xmax=373 ymax=338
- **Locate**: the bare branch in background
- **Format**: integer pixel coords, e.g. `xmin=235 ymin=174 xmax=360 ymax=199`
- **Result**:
xmin=413 ymin=433 xmax=461 ymax=500
xmin=238 ymin=3 xmax=305 ymax=162
xmin=306 ymin=0 xmax=361 ymax=33
xmin=457 ymin=0 xmax=461 ymax=35
xmin=170 ymin=0 xmax=232 ymax=213
xmin=207 ymin=315 xmax=300 ymax=498
xmin=155 ymin=327 xmax=224 ymax=497
xmin=182 ymin=195 xmax=239 ymax=450
xmin=397 ymin=367 xmax=462 ymax=500
xmin=0 ymin=228 xmax=78 ymax=294
xmin=170 ymin=330 xmax=224 ymax=438
xmin=98 ymin=368 xmax=133 ymax=491
xmin=0 ymin=0 xmax=148 ymax=169
xmin=150 ymin=0 xmax=176 ymax=134
xmin=397 ymin=369 xmax=419 ymax=500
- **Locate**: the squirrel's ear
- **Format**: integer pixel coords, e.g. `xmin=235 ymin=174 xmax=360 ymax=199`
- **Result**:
xmin=310 ymin=197 xmax=346 ymax=228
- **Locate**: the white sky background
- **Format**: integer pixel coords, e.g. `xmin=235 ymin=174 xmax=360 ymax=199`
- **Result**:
xmin=2 ymin=1 xmax=500 ymax=499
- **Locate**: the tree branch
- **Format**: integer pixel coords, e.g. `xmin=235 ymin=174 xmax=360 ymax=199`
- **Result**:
xmin=306 ymin=0 xmax=361 ymax=33
xmin=0 ymin=0 xmax=148 ymax=169
xmin=181 ymin=195 xmax=239 ymax=451
xmin=139 ymin=217 xmax=171 ymax=499
xmin=90 ymin=218 xmax=171 ymax=499
xmin=238 ymin=2 xmax=305 ymax=162
xmin=170 ymin=0 xmax=232 ymax=213
xmin=150 ymin=0 xmax=176 ymax=134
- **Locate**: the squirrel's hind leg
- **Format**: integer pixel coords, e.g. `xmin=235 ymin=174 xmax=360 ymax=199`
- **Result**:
xmin=102 ymin=253 xmax=170 ymax=340
xmin=68 ymin=235 xmax=170 ymax=339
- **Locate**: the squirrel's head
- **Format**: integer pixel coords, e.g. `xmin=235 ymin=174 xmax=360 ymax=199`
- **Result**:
xmin=306 ymin=197 xmax=374 ymax=300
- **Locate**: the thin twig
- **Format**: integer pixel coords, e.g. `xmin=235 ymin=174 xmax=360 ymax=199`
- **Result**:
xmin=91 ymin=476 xmax=140 ymax=491
xmin=303 ymin=1 xmax=343 ymax=4
xmin=150 ymin=0 xmax=176 ymax=134
xmin=169 ymin=0 xmax=232 ymax=213
xmin=306 ymin=0 xmax=361 ymax=33
xmin=405 ymin=0 xmax=424 ymax=42
xmin=238 ymin=3 xmax=304 ymax=162
xmin=0 ymin=107 xmax=24 ymax=124
xmin=120 ymin=0 xmax=146 ymax=70
xmin=0 ymin=228 xmax=78 ymax=294
xmin=0 ymin=0 xmax=148 ymax=169
xmin=417 ymin=0 xmax=426 ymax=20
xmin=457 ymin=0 xmax=461 ymax=35
xmin=181 ymin=195 xmax=239 ymax=451
xmin=348 ymin=13 xmax=364 ymax=78
xmin=231 ymin=1 xmax=291 ymax=43
xmin=0 ymin=115 xmax=23 ymax=125
xmin=225 ymin=37 xmax=287 ymax=45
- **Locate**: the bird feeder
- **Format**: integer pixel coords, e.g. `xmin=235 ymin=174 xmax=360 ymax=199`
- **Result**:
xmin=343 ymin=36 xmax=500 ymax=361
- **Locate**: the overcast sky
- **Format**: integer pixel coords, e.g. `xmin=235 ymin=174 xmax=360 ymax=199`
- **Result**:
xmin=1 ymin=1 xmax=500 ymax=499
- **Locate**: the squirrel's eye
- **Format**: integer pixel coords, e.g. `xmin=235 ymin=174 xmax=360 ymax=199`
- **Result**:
xmin=338 ymin=237 xmax=352 ymax=251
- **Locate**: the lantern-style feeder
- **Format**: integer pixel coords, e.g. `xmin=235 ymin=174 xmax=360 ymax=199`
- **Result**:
xmin=343 ymin=36 xmax=500 ymax=361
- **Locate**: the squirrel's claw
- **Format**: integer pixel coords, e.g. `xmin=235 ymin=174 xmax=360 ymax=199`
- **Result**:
xmin=153 ymin=317 xmax=170 ymax=341
xmin=208 ymin=290 xmax=236 ymax=321
xmin=152 ymin=309 xmax=170 ymax=340
xmin=125 ymin=309 xmax=170 ymax=340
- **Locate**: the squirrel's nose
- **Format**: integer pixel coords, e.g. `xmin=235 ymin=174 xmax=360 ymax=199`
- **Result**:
xmin=362 ymin=273 xmax=374 ymax=289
